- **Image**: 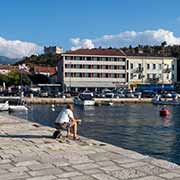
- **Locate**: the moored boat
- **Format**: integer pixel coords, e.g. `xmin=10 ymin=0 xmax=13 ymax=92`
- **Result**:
xmin=152 ymin=94 xmax=180 ymax=105
xmin=8 ymin=105 xmax=28 ymax=112
xmin=73 ymin=91 xmax=95 ymax=106
xmin=0 ymin=101 xmax=9 ymax=111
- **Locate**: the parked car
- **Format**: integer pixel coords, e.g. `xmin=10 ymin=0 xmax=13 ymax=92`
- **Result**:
xmin=125 ymin=92 xmax=135 ymax=98
xmin=105 ymin=92 xmax=115 ymax=98
xmin=40 ymin=90 xmax=49 ymax=97
xmin=116 ymin=92 xmax=125 ymax=98
xmin=141 ymin=90 xmax=156 ymax=98
xmin=133 ymin=91 xmax=142 ymax=98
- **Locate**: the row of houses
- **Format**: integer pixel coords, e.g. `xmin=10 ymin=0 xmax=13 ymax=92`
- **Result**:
xmin=0 ymin=47 xmax=179 ymax=92
xmin=0 ymin=65 xmax=57 ymax=79
xmin=57 ymin=48 xmax=177 ymax=91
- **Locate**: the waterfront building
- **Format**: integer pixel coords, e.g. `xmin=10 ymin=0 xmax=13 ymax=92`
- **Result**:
xmin=57 ymin=48 xmax=177 ymax=92
xmin=57 ymin=48 xmax=127 ymax=92
xmin=44 ymin=46 xmax=63 ymax=55
xmin=126 ymin=55 xmax=176 ymax=89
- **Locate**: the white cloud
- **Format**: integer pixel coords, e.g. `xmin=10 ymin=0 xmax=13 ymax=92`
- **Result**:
xmin=70 ymin=38 xmax=94 ymax=50
xmin=0 ymin=36 xmax=42 ymax=59
xmin=70 ymin=29 xmax=180 ymax=49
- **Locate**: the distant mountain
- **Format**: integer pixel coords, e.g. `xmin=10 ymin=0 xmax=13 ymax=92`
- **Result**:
xmin=0 ymin=56 xmax=19 ymax=64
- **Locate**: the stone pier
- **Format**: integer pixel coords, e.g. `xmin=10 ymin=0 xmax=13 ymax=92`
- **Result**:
xmin=0 ymin=114 xmax=179 ymax=180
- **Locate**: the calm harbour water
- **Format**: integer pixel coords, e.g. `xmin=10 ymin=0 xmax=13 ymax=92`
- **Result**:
xmin=8 ymin=103 xmax=180 ymax=165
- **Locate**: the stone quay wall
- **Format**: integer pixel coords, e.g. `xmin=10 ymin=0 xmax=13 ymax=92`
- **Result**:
xmin=0 ymin=114 xmax=179 ymax=179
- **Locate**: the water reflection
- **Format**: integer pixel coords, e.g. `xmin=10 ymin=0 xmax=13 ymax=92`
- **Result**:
xmin=8 ymin=103 xmax=180 ymax=165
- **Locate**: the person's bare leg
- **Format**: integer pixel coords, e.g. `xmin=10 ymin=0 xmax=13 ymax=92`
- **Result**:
xmin=72 ymin=122 xmax=78 ymax=139
xmin=66 ymin=127 xmax=71 ymax=137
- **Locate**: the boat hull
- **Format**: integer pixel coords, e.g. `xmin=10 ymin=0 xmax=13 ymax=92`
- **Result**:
xmin=73 ymin=98 xmax=95 ymax=106
xmin=0 ymin=102 xmax=9 ymax=111
xmin=152 ymin=100 xmax=180 ymax=105
xmin=9 ymin=105 xmax=28 ymax=112
xmin=0 ymin=104 xmax=9 ymax=111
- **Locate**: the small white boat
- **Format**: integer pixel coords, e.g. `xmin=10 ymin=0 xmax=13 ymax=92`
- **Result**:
xmin=152 ymin=95 xmax=180 ymax=105
xmin=0 ymin=101 xmax=9 ymax=111
xmin=73 ymin=96 xmax=95 ymax=106
xmin=73 ymin=91 xmax=95 ymax=106
xmin=9 ymin=105 xmax=28 ymax=112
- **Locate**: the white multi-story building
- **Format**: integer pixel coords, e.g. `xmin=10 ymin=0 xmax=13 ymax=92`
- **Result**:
xmin=57 ymin=48 xmax=177 ymax=91
xmin=126 ymin=56 xmax=176 ymax=89
xmin=57 ymin=48 xmax=127 ymax=91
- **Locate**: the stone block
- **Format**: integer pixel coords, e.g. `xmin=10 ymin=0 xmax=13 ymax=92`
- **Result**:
xmin=26 ymin=175 xmax=56 ymax=180
xmin=28 ymin=168 xmax=63 ymax=177
xmin=92 ymin=173 xmax=119 ymax=180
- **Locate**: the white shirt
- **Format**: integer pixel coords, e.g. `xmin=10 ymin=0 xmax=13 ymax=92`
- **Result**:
xmin=55 ymin=108 xmax=74 ymax=124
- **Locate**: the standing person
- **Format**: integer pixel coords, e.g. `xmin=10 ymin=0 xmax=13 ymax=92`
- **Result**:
xmin=54 ymin=104 xmax=79 ymax=140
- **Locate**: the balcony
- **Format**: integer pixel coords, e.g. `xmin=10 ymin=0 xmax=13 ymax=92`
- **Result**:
xmin=163 ymin=68 xmax=171 ymax=73
xmin=133 ymin=67 xmax=143 ymax=73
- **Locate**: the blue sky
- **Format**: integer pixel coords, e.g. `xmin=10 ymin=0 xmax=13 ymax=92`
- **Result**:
xmin=0 ymin=0 xmax=180 ymax=58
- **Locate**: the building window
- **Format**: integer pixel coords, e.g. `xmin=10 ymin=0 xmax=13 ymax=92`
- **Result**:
xmin=102 ymin=65 xmax=106 ymax=69
xmin=119 ymin=65 xmax=125 ymax=70
xmin=153 ymin=74 xmax=156 ymax=79
xmin=159 ymin=74 xmax=161 ymax=79
xmin=74 ymin=56 xmax=81 ymax=60
xmin=119 ymin=74 xmax=125 ymax=78
xmin=87 ymin=57 xmax=91 ymax=61
xmin=153 ymin=64 xmax=156 ymax=69
xmin=76 ymin=64 xmax=81 ymax=69
xmin=93 ymin=65 xmax=98 ymax=69
xmin=147 ymin=64 xmax=150 ymax=69
xmin=65 ymin=72 xmax=71 ymax=77
xmin=65 ymin=56 xmax=71 ymax=60
xmin=138 ymin=74 xmax=141 ymax=79
xmin=138 ymin=64 xmax=142 ymax=69
xmin=159 ymin=64 xmax=162 ymax=69
xmin=130 ymin=73 xmax=134 ymax=79
xmin=110 ymin=65 xmax=115 ymax=69
xmin=147 ymin=74 xmax=150 ymax=79
xmin=84 ymin=65 xmax=89 ymax=69
xmin=130 ymin=63 xmax=133 ymax=69
xmin=172 ymin=74 xmax=174 ymax=80
xmin=92 ymin=57 xmax=98 ymax=61
xmin=172 ymin=64 xmax=174 ymax=70
xmin=92 ymin=73 xmax=98 ymax=77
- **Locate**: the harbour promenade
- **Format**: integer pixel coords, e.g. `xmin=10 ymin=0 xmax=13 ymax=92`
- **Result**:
xmin=23 ymin=97 xmax=152 ymax=104
xmin=0 ymin=115 xmax=180 ymax=180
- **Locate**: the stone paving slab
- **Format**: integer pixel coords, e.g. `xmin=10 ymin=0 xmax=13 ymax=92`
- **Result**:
xmin=0 ymin=114 xmax=179 ymax=180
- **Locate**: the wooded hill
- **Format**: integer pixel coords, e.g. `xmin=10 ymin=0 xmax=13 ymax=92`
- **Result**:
xmin=15 ymin=54 xmax=61 ymax=67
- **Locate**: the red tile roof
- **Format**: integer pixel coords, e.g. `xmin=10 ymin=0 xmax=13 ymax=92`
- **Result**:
xmin=34 ymin=66 xmax=56 ymax=76
xmin=0 ymin=65 xmax=17 ymax=71
xmin=64 ymin=48 xmax=126 ymax=56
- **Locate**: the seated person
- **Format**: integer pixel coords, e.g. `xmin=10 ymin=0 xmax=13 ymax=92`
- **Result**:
xmin=54 ymin=104 xmax=79 ymax=140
